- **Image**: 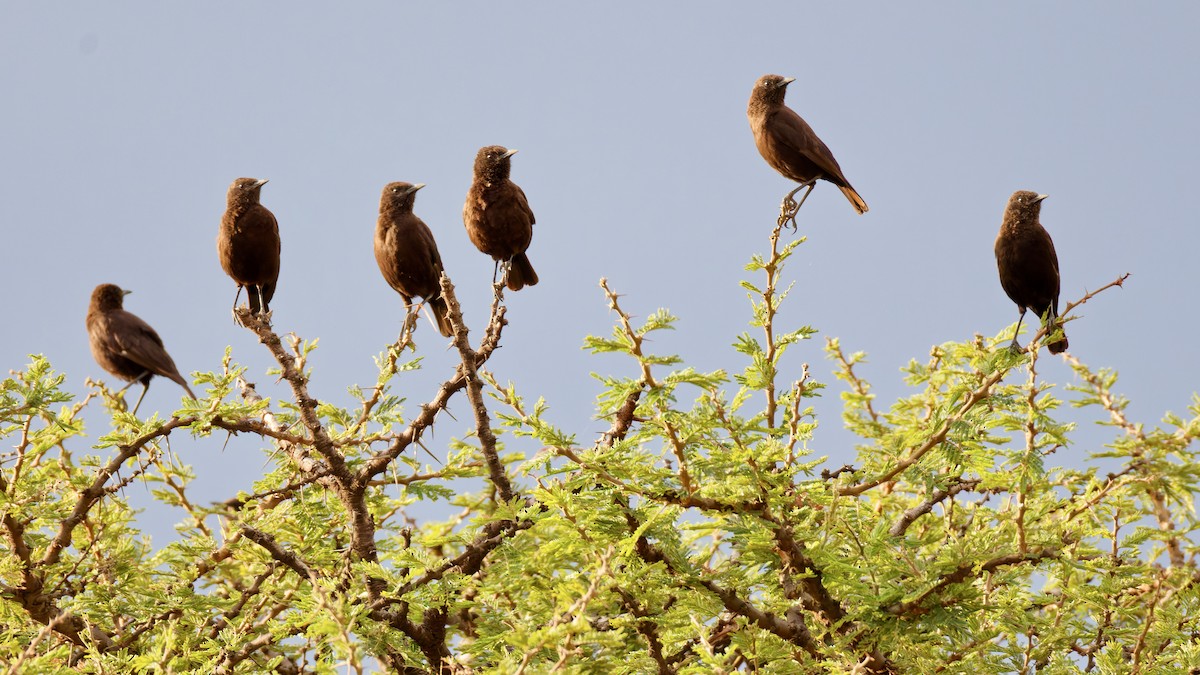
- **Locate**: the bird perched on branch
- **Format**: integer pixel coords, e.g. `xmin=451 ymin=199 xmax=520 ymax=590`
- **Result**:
xmin=463 ymin=146 xmax=538 ymax=291
xmin=375 ymin=182 xmax=453 ymax=337
xmin=747 ymin=74 xmax=867 ymax=227
xmin=994 ymin=190 xmax=1068 ymax=354
xmin=219 ymin=177 xmax=280 ymax=319
xmin=86 ymin=284 xmax=196 ymax=414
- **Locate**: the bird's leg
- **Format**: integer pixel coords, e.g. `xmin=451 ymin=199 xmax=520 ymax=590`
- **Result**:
xmin=131 ymin=381 xmax=151 ymax=416
xmin=1008 ymin=310 xmax=1027 ymax=353
xmin=499 ymin=258 xmax=513 ymax=288
xmin=257 ymin=288 xmax=274 ymax=323
xmin=116 ymin=375 xmax=146 ymax=395
xmin=400 ymin=301 xmax=421 ymax=348
xmin=491 ymin=260 xmax=501 ymax=286
xmin=778 ymin=181 xmax=816 ymax=231
xmin=231 ymin=286 xmax=244 ymax=325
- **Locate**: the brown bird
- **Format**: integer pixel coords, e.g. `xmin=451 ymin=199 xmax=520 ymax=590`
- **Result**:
xmin=86 ymin=284 xmax=197 ymax=414
xmin=375 ymin=182 xmax=453 ymax=337
xmin=218 ymin=177 xmax=280 ymax=318
xmin=463 ymin=146 xmax=538 ymax=291
xmin=747 ymin=74 xmax=868 ymax=226
xmin=994 ymin=190 xmax=1068 ymax=354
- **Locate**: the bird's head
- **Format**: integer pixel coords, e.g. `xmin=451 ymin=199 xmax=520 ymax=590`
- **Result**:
xmin=474 ymin=145 xmax=518 ymax=183
xmin=227 ymin=177 xmax=269 ymax=206
xmin=91 ymin=283 xmax=130 ymax=312
xmin=381 ymin=181 xmax=425 ymax=213
xmin=1008 ymin=190 xmax=1048 ymax=211
xmin=1005 ymin=190 xmax=1048 ymax=224
xmin=751 ymin=74 xmax=795 ymax=107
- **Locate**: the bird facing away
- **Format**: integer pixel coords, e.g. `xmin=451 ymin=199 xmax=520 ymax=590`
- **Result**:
xmin=218 ymin=177 xmax=281 ymax=317
xmin=747 ymin=74 xmax=868 ymax=225
xmin=994 ymin=190 xmax=1068 ymax=354
xmin=375 ymin=182 xmax=454 ymax=337
xmin=86 ymin=284 xmax=197 ymax=414
xmin=463 ymin=145 xmax=538 ymax=291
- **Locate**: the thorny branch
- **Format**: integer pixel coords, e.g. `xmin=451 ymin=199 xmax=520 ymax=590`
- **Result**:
xmin=889 ymin=479 xmax=982 ymax=536
xmin=884 ymin=547 xmax=1062 ymax=617
xmin=760 ymin=218 xmax=787 ymax=428
xmin=441 ymin=275 xmax=514 ymax=502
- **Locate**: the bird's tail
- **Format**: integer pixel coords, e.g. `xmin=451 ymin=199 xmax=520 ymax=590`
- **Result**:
xmin=839 ymin=185 xmax=869 ymax=215
xmin=507 ymin=253 xmax=539 ymax=291
xmin=172 ymin=377 xmax=197 ymax=400
xmin=429 ymin=296 xmax=454 ymax=338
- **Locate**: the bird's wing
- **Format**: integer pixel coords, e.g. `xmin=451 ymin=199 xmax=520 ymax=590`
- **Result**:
xmin=110 ymin=311 xmax=180 ymax=379
xmin=1041 ymin=227 xmax=1062 ymax=310
xmin=768 ymin=107 xmax=849 ymax=183
xmin=414 ymin=217 xmax=446 ymax=273
xmin=253 ymin=206 xmax=281 ymax=253
xmin=511 ymin=183 xmax=536 ymax=226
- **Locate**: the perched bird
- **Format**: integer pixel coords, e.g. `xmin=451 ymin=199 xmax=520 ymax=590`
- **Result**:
xmin=463 ymin=145 xmax=538 ymax=291
xmin=747 ymin=74 xmax=868 ymax=225
xmin=375 ymin=182 xmax=453 ymax=337
xmin=86 ymin=284 xmax=196 ymax=414
xmin=994 ymin=190 xmax=1068 ymax=354
xmin=218 ymin=177 xmax=280 ymax=318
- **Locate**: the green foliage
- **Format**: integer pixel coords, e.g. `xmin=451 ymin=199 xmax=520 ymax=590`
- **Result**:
xmin=2 ymin=226 xmax=1197 ymax=674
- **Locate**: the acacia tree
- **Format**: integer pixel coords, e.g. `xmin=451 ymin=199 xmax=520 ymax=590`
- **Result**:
xmin=1 ymin=218 xmax=1197 ymax=674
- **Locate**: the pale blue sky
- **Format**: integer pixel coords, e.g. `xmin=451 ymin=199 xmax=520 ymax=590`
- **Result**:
xmin=3 ymin=3 xmax=1197 ymax=538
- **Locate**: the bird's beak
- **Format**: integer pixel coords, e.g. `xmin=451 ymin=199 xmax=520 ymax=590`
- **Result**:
xmin=502 ymin=148 xmax=519 ymax=159
xmin=254 ymin=178 xmax=269 ymax=188
xmin=780 ymin=77 xmax=796 ymax=88
xmin=121 ymin=289 xmax=132 ymax=297
xmin=408 ymin=183 xmax=426 ymax=195
xmin=1034 ymin=194 xmax=1048 ymax=203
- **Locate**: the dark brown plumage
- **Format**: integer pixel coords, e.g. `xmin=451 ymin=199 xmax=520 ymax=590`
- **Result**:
xmin=86 ymin=284 xmax=196 ymax=414
xmin=218 ymin=177 xmax=280 ymax=316
xmin=375 ymin=182 xmax=453 ymax=337
xmin=463 ymin=146 xmax=538 ymax=291
xmin=747 ymin=74 xmax=868 ymax=218
xmin=995 ymin=190 xmax=1068 ymax=354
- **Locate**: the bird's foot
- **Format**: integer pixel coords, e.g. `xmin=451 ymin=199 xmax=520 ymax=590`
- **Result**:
xmin=1006 ymin=340 xmax=1025 ymax=355
xmin=777 ymin=183 xmax=814 ymax=232
xmin=499 ymin=260 xmax=513 ymax=287
xmin=777 ymin=200 xmax=800 ymax=231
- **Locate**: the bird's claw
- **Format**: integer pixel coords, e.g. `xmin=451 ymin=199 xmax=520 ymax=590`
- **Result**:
xmin=777 ymin=200 xmax=800 ymax=231
xmin=777 ymin=183 xmax=813 ymax=232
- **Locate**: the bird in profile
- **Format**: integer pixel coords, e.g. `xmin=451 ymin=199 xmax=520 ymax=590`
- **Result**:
xmin=747 ymin=74 xmax=868 ymax=228
xmin=375 ymin=182 xmax=453 ymax=337
xmin=218 ymin=177 xmax=280 ymax=320
xmin=86 ymin=284 xmax=196 ymax=414
xmin=994 ymin=190 xmax=1068 ymax=354
xmin=463 ymin=145 xmax=538 ymax=291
